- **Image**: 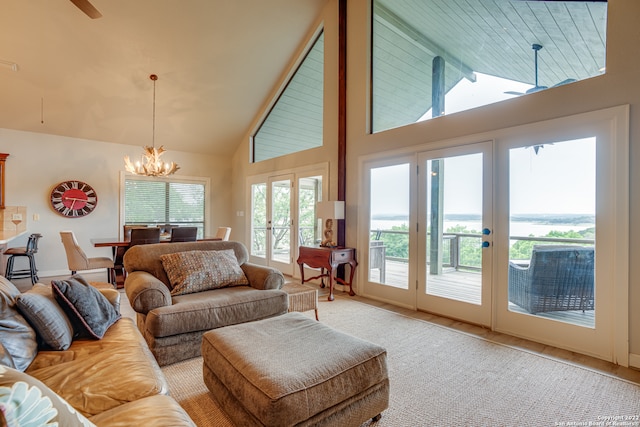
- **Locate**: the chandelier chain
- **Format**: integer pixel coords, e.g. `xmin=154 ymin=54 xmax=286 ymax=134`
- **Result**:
xmin=123 ymin=73 xmax=179 ymax=176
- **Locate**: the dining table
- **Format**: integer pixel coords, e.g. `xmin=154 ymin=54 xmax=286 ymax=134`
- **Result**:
xmin=91 ymin=235 xmax=222 ymax=249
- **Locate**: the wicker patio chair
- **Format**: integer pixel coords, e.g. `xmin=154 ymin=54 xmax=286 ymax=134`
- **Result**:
xmin=508 ymin=245 xmax=594 ymax=314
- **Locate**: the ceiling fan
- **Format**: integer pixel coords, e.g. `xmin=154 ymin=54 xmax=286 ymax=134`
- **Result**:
xmin=69 ymin=0 xmax=102 ymax=19
xmin=505 ymin=43 xmax=576 ymax=96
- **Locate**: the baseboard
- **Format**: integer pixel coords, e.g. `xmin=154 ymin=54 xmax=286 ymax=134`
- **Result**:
xmin=629 ymin=353 xmax=640 ymax=369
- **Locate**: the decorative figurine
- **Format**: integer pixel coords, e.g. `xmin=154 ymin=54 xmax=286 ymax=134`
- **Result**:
xmin=320 ymin=218 xmax=337 ymax=247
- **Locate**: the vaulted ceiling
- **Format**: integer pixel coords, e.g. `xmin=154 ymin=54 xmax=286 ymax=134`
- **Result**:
xmin=0 ymin=0 xmax=327 ymax=155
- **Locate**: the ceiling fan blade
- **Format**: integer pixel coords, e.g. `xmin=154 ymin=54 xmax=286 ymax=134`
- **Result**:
xmin=526 ymin=85 xmax=548 ymax=94
xmin=69 ymin=0 xmax=102 ymax=19
xmin=553 ymin=78 xmax=577 ymax=87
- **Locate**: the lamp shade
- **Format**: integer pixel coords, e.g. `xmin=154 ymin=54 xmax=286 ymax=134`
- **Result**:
xmin=316 ymin=201 xmax=345 ymax=220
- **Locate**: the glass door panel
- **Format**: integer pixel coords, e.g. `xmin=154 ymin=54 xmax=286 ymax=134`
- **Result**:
xmin=361 ymin=156 xmax=416 ymax=309
xmin=507 ymin=138 xmax=596 ymax=328
xmin=250 ymin=183 xmax=267 ymax=260
xmin=298 ymin=176 xmax=322 ymax=247
xmin=369 ymin=163 xmax=411 ymax=290
xmin=425 ymin=153 xmax=483 ymax=304
xmin=417 ymin=142 xmax=492 ymax=327
xmin=270 ymin=176 xmax=293 ymax=273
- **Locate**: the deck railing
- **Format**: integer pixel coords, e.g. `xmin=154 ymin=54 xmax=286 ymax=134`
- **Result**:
xmin=370 ymin=230 xmax=594 ymax=272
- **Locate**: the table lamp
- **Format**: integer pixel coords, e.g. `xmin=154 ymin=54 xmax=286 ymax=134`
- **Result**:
xmin=317 ymin=201 xmax=345 ymax=247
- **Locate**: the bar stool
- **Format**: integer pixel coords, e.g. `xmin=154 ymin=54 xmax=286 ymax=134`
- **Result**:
xmin=4 ymin=233 xmax=43 ymax=285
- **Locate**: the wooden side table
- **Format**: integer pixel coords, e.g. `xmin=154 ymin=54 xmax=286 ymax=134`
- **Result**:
xmin=297 ymin=246 xmax=357 ymax=301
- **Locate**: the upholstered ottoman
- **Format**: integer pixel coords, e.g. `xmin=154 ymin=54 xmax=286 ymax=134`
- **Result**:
xmin=202 ymin=312 xmax=389 ymax=426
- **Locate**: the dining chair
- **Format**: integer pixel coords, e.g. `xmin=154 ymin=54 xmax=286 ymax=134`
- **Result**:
xmin=129 ymin=227 xmax=161 ymax=247
xmin=59 ymin=231 xmax=115 ymax=284
xmin=123 ymin=224 xmax=148 ymax=240
xmin=4 ymin=233 xmax=43 ymax=285
xmin=215 ymin=227 xmax=232 ymax=241
xmin=170 ymin=227 xmax=198 ymax=242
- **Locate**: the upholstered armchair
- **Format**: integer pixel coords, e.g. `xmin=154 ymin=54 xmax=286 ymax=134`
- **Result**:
xmin=123 ymin=240 xmax=287 ymax=365
xmin=508 ymin=245 xmax=594 ymax=314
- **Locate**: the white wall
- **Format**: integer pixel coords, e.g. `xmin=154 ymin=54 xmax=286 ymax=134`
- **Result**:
xmin=0 ymin=128 xmax=232 ymax=277
xmin=231 ymin=0 xmax=640 ymax=360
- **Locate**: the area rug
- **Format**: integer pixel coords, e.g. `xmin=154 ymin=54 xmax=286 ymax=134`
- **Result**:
xmin=162 ymin=297 xmax=640 ymax=426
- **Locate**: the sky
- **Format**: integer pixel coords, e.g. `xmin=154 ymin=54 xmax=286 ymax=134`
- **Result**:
xmin=370 ymin=139 xmax=596 ymax=221
xmin=370 ymin=137 xmax=596 ymax=218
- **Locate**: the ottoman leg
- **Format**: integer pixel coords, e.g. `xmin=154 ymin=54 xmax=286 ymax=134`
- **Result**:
xmin=372 ymin=413 xmax=382 ymax=422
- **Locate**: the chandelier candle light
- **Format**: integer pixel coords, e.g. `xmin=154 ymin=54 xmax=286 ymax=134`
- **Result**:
xmin=124 ymin=74 xmax=179 ymax=177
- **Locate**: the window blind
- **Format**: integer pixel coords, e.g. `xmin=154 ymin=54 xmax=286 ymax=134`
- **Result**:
xmin=124 ymin=178 xmax=205 ymax=228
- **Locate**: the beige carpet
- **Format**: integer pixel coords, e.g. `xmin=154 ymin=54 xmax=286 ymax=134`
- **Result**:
xmin=162 ymin=297 xmax=640 ymax=426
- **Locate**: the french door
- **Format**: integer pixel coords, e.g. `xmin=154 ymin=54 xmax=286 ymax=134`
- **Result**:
xmin=359 ymin=106 xmax=628 ymax=363
xmin=248 ymin=166 xmax=326 ymax=277
xmin=360 ymin=143 xmax=492 ymax=327
xmin=249 ymin=174 xmax=294 ymax=275
xmin=416 ymin=142 xmax=493 ymax=326
xmin=362 ymin=155 xmax=417 ymax=308
xmin=493 ymin=107 xmax=628 ymax=363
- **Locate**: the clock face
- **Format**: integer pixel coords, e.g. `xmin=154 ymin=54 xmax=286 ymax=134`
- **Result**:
xmin=50 ymin=180 xmax=97 ymax=218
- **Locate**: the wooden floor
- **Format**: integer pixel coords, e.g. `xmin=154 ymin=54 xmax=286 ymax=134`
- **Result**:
xmin=368 ymin=259 xmax=595 ymax=328
xmin=12 ymin=271 xmax=639 ymax=384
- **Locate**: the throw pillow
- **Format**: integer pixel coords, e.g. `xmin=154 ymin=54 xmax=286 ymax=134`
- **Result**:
xmin=51 ymin=275 xmax=121 ymax=340
xmin=0 ymin=276 xmax=21 ymax=304
xmin=0 ymin=297 xmax=37 ymax=372
xmin=0 ymin=365 xmax=95 ymax=426
xmin=0 ymin=342 xmax=15 ymax=369
xmin=161 ymin=249 xmax=249 ymax=296
xmin=16 ymin=284 xmax=74 ymax=351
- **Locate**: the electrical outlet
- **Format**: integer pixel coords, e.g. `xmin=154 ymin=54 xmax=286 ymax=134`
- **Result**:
xmin=33 ymin=214 xmax=40 ymax=221
xmin=11 ymin=213 xmax=22 ymax=221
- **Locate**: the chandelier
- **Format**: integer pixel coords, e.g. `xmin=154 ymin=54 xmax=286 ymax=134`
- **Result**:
xmin=124 ymin=74 xmax=179 ymax=177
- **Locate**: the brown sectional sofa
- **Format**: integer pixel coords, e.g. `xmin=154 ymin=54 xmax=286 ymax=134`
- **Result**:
xmin=123 ymin=240 xmax=288 ymax=366
xmin=0 ymin=276 xmax=195 ymax=426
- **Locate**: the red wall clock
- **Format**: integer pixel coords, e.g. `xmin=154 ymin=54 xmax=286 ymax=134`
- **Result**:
xmin=50 ymin=180 xmax=98 ymax=217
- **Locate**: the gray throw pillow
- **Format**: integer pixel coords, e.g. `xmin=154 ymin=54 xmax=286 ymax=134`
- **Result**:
xmin=51 ymin=275 xmax=121 ymax=339
xmin=0 ymin=297 xmax=37 ymax=372
xmin=16 ymin=284 xmax=74 ymax=350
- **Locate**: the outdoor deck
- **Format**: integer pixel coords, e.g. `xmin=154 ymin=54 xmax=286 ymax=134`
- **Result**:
xmin=368 ymin=259 xmax=595 ymax=328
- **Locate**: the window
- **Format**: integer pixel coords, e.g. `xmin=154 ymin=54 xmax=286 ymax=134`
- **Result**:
xmin=252 ymin=31 xmax=324 ymax=162
xmin=124 ymin=176 xmax=206 ymax=236
xmin=371 ymin=0 xmax=608 ymax=133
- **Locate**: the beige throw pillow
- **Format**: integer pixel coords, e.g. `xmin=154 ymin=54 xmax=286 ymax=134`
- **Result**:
xmin=161 ymin=249 xmax=249 ymax=296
